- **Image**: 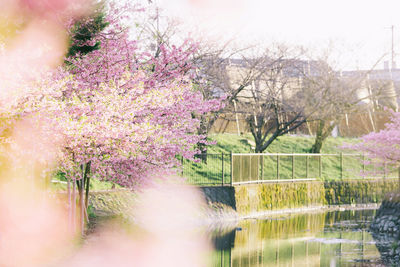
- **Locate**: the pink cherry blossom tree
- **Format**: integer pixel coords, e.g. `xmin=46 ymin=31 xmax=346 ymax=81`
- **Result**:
xmin=351 ymin=110 xmax=400 ymax=172
xmin=55 ymin=2 xmax=220 ymax=182
xmin=8 ymin=1 xmax=221 ymax=232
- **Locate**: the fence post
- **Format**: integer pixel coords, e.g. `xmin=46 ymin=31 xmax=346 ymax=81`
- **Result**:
xmin=277 ymin=154 xmax=280 ymax=180
xmin=249 ymin=155 xmax=252 ymax=184
xmin=319 ymin=155 xmax=322 ymax=179
xmin=260 ymin=155 xmax=264 ymax=181
xmin=292 ymin=154 xmax=295 ymax=180
xmin=340 ymin=153 xmax=343 ymax=180
xmin=306 ymin=155 xmax=309 ymax=178
xmin=221 ymin=153 xmax=224 ymax=186
xmin=230 ymin=152 xmax=233 ymax=186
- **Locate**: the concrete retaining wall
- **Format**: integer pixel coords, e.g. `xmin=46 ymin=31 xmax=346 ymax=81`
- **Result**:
xmin=199 ymin=179 xmax=399 ymax=216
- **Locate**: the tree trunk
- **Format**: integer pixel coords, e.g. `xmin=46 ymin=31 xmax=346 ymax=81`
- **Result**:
xmin=311 ymin=120 xmax=336 ymax=153
xmin=72 ymin=178 xmax=76 ymax=233
xmin=197 ymin=116 xmax=210 ymax=163
xmin=75 ymin=161 xmax=92 ymax=235
xmin=255 ymin=141 xmax=263 ymax=153
xmin=311 ymin=120 xmax=325 ymax=153
xmin=79 ymin=178 xmax=84 ymax=235
xmin=67 ymin=177 xmax=72 ymax=233
xmin=311 ymin=135 xmax=324 ymax=154
xmin=84 ymin=161 xmax=91 ymax=210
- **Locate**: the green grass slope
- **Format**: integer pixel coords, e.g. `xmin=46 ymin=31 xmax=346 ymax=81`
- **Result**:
xmin=207 ymin=133 xmax=357 ymax=154
xmin=183 ymin=134 xmax=395 ymax=185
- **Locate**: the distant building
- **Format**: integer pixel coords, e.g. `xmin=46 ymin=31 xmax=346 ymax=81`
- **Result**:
xmin=209 ymin=58 xmax=398 ymax=136
xmin=341 ymin=68 xmax=399 ymax=111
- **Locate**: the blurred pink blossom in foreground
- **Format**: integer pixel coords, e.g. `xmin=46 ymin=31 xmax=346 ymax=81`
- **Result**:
xmin=60 ymin=179 xmax=211 ymax=267
xmin=0 ymin=181 xmax=73 ymax=267
xmin=0 ymin=176 xmax=211 ymax=266
xmin=0 ymin=1 xmax=212 ymax=266
xmin=0 ymin=0 xmax=89 ymax=110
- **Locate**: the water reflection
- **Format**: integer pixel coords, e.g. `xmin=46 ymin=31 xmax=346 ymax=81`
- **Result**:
xmin=211 ymin=209 xmax=385 ymax=266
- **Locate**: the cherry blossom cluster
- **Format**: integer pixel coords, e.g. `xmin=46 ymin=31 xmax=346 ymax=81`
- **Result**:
xmin=350 ymin=109 xmax=400 ymax=169
xmin=7 ymin=2 xmax=221 ymax=187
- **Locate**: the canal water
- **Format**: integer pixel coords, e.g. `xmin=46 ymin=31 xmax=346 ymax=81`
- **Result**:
xmin=210 ymin=209 xmax=389 ymax=267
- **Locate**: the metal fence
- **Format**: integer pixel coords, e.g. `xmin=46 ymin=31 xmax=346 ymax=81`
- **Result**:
xmin=181 ymin=153 xmax=399 ymax=186
xmin=182 ymin=153 xmax=232 ymax=186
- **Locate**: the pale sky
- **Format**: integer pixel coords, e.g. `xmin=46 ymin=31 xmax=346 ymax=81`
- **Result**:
xmin=156 ymin=0 xmax=400 ymax=70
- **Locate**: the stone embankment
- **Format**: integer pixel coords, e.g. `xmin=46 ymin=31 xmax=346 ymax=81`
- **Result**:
xmin=371 ymin=195 xmax=400 ymax=233
xmin=370 ymin=192 xmax=400 ymax=266
xmin=88 ymin=189 xmax=136 ymax=218
xmin=199 ymin=187 xmax=239 ymax=228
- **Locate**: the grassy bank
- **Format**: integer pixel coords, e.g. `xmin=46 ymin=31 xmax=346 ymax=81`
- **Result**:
xmin=207 ymin=133 xmax=357 ymax=154
xmin=183 ymin=134 xmax=396 ymax=185
xmin=50 ymin=134 xmax=391 ymax=188
xmin=50 ymin=172 xmax=120 ymax=191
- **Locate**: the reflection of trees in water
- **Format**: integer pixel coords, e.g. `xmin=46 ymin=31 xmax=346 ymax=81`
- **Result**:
xmin=319 ymin=230 xmax=381 ymax=266
xmin=210 ymin=230 xmax=235 ymax=267
xmin=324 ymin=209 xmax=395 ymax=265
xmin=210 ymin=210 xmax=384 ymax=267
xmin=211 ymin=229 xmax=236 ymax=250
xmin=321 ymin=210 xmax=382 ymax=266
xmin=245 ymin=212 xmax=325 ymax=243
xmin=324 ymin=209 xmax=376 ymax=230
xmin=232 ymin=213 xmax=326 ymax=267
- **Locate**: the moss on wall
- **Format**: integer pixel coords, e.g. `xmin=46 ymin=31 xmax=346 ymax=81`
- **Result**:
xmin=235 ymin=186 xmax=251 ymax=214
xmin=235 ymin=179 xmax=399 ymax=215
xmin=84 ymin=179 xmax=399 ymax=218
xmin=235 ymin=181 xmax=325 ymax=215
xmin=324 ymin=179 xmax=399 ymax=205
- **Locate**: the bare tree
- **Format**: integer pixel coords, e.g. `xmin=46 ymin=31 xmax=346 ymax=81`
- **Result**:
xmin=134 ymin=5 xmax=319 ymax=155
xmin=236 ymin=46 xmax=319 ymax=153
xmin=192 ymin=44 xmax=273 ymax=140
xmin=301 ymin=60 xmax=352 ymax=153
xmin=302 ymin=56 xmax=395 ymax=153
